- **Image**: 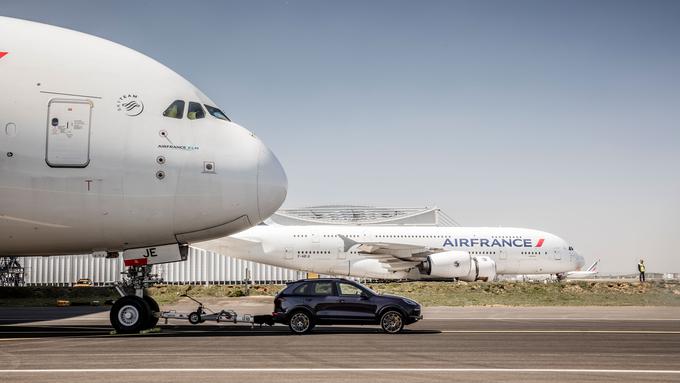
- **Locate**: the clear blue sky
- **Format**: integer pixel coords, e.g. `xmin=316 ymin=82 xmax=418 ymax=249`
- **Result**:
xmin=2 ymin=0 xmax=679 ymax=274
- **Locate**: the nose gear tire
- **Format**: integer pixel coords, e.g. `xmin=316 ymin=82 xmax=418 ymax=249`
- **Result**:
xmin=143 ymin=295 xmax=160 ymax=328
xmin=110 ymin=295 xmax=151 ymax=334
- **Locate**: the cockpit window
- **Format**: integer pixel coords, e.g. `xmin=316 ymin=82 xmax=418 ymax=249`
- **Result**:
xmin=204 ymin=104 xmax=231 ymax=121
xmin=568 ymin=246 xmax=574 ymax=251
xmin=163 ymin=100 xmax=185 ymax=119
xmin=187 ymin=102 xmax=205 ymax=120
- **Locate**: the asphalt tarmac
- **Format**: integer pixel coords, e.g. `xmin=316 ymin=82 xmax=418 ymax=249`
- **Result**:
xmin=1 ymin=306 xmax=679 ymax=383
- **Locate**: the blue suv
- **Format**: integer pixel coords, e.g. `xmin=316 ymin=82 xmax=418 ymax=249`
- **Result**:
xmin=272 ymin=278 xmax=422 ymax=334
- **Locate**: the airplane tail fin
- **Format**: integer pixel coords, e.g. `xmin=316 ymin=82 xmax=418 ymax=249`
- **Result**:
xmin=338 ymin=234 xmax=358 ymax=252
xmin=587 ymin=259 xmax=600 ymax=272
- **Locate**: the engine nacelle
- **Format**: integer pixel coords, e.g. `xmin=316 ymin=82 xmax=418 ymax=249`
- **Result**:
xmin=420 ymin=251 xmax=473 ymax=279
xmin=458 ymin=256 xmax=497 ymax=282
xmin=420 ymin=252 xmax=497 ymax=282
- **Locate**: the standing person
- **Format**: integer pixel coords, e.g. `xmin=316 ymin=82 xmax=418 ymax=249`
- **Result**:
xmin=638 ymin=259 xmax=646 ymax=282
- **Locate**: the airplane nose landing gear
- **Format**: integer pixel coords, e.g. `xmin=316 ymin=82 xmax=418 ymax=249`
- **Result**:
xmin=110 ymin=265 xmax=162 ymax=333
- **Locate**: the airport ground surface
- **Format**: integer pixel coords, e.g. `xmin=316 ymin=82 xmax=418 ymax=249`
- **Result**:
xmin=1 ymin=302 xmax=679 ymax=383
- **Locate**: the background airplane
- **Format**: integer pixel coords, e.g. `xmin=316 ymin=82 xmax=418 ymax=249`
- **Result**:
xmin=196 ymin=224 xmax=585 ymax=281
xmin=0 ymin=17 xmax=287 ymax=332
xmin=564 ymin=259 xmax=600 ymax=279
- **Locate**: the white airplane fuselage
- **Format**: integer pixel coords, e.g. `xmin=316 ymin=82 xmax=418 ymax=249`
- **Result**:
xmin=565 ymin=271 xmax=598 ymax=279
xmin=0 ymin=17 xmax=287 ymax=256
xmin=214 ymin=225 xmax=585 ymax=280
xmin=565 ymin=259 xmax=599 ymax=279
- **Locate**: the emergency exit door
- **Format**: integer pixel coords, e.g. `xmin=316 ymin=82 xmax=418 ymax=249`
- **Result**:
xmin=46 ymin=99 xmax=93 ymax=167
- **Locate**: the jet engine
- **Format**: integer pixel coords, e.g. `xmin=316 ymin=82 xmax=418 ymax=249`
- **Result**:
xmin=420 ymin=251 xmax=496 ymax=282
xmin=458 ymin=256 xmax=497 ymax=282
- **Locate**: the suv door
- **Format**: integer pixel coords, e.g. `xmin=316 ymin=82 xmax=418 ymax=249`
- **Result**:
xmin=307 ymin=281 xmax=337 ymax=321
xmin=333 ymin=282 xmax=377 ymax=321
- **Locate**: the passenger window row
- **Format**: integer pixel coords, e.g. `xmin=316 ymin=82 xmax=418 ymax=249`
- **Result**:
xmin=162 ymin=100 xmax=230 ymax=121
xmin=294 ymin=234 xmax=524 ymax=241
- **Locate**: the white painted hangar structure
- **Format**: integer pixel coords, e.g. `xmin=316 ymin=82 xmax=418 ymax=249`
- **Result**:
xmin=18 ymin=206 xmax=455 ymax=286
xmin=20 ymin=249 xmax=306 ymax=286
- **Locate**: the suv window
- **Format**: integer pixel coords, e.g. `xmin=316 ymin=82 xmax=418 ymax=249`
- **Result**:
xmin=292 ymin=282 xmax=311 ymax=295
xmin=311 ymin=281 xmax=334 ymax=296
xmin=338 ymin=282 xmax=363 ymax=296
xmin=187 ymin=102 xmax=205 ymax=120
xmin=163 ymin=100 xmax=185 ymax=119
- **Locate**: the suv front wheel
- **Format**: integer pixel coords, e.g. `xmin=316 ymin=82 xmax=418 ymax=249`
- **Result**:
xmin=380 ymin=310 xmax=404 ymax=334
xmin=288 ymin=310 xmax=314 ymax=334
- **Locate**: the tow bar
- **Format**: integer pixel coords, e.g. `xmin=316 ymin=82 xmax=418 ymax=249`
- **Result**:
xmin=159 ymin=294 xmax=274 ymax=327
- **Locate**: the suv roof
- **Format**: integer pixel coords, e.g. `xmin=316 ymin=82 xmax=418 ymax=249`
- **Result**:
xmin=285 ymin=277 xmax=354 ymax=284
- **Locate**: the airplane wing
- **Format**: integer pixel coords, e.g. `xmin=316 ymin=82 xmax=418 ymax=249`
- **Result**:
xmin=338 ymin=235 xmax=443 ymax=272
xmin=192 ymin=236 xmax=262 ymax=255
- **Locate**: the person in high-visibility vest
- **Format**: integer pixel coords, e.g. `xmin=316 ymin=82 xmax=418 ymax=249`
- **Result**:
xmin=637 ymin=259 xmax=646 ymax=282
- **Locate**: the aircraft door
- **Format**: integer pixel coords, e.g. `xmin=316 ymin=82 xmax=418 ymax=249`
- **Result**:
xmin=46 ymin=99 xmax=93 ymax=167
xmin=554 ymin=249 xmax=561 ymax=260
xmin=499 ymin=249 xmax=507 ymax=260
xmin=284 ymin=247 xmax=293 ymax=260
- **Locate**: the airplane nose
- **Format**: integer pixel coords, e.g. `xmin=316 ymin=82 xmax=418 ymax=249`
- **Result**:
xmin=256 ymin=142 xmax=287 ymax=222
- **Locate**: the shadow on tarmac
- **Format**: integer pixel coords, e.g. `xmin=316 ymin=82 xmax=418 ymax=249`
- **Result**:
xmin=0 ymin=306 xmax=110 ymax=324
xmin=0 ymin=324 xmax=441 ymax=338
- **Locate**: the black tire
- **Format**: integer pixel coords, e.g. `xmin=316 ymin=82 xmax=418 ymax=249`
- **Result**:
xmin=110 ymin=296 xmax=150 ymax=334
xmin=188 ymin=311 xmax=202 ymax=325
xmin=143 ymin=295 xmax=160 ymax=328
xmin=380 ymin=310 xmax=404 ymax=334
xmin=288 ymin=310 xmax=314 ymax=334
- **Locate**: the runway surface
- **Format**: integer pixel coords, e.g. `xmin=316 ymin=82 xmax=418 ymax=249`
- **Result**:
xmin=1 ymin=306 xmax=679 ymax=383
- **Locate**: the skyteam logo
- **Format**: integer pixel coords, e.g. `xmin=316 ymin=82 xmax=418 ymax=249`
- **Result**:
xmin=116 ymin=94 xmax=144 ymax=117
xmin=443 ymin=238 xmax=545 ymax=248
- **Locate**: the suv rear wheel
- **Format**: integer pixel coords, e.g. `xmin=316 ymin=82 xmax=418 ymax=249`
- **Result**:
xmin=288 ymin=311 xmax=313 ymax=334
xmin=380 ymin=310 xmax=404 ymax=334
